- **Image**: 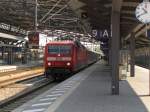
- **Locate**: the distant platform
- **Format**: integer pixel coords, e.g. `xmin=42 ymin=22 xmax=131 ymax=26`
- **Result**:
xmin=0 ymin=61 xmax=43 ymax=73
xmin=13 ymin=61 xmax=150 ymax=112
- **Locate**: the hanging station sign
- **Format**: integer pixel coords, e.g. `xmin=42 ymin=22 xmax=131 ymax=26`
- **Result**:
xmin=0 ymin=23 xmax=27 ymax=35
xmin=28 ymin=32 xmax=39 ymax=49
xmin=92 ymin=29 xmax=111 ymax=57
xmin=92 ymin=29 xmax=111 ymax=41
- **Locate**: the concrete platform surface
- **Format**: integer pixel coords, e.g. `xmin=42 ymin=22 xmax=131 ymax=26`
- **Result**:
xmin=13 ymin=61 xmax=150 ymax=112
xmin=127 ymin=66 xmax=150 ymax=111
xmin=0 ymin=60 xmax=43 ymax=73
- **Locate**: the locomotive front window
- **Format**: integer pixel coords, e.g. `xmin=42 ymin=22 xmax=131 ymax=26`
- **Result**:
xmin=48 ymin=46 xmax=59 ymax=54
xmin=48 ymin=45 xmax=71 ymax=54
xmin=59 ymin=46 xmax=71 ymax=54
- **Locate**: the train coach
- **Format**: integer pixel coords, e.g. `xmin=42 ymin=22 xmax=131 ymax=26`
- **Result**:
xmin=44 ymin=40 xmax=99 ymax=79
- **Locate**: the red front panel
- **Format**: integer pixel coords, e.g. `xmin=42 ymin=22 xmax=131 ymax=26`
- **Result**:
xmin=44 ymin=42 xmax=74 ymax=71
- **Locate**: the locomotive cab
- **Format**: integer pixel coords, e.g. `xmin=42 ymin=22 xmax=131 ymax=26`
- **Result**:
xmin=44 ymin=42 xmax=74 ymax=79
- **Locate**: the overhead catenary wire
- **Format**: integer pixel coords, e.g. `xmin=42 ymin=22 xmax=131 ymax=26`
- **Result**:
xmin=42 ymin=5 xmax=68 ymax=23
xmin=40 ymin=0 xmax=63 ymax=22
xmin=42 ymin=0 xmax=72 ymax=24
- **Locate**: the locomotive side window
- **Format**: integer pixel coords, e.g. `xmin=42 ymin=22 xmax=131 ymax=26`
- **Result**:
xmin=48 ymin=45 xmax=71 ymax=54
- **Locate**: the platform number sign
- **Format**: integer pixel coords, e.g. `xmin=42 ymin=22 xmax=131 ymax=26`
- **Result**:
xmin=92 ymin=29 xmax=111 ymax=40
xmin=135 ymin=2 xmax=150 ymax=24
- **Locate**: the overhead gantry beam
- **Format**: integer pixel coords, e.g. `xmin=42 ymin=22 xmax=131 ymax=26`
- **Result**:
xmin=125 ymin=24 xmax=144 ymax=40
xmin=111 ymin=0 xmax=122 ymax=95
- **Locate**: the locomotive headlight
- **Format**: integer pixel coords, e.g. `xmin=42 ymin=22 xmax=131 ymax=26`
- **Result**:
xmin=48 ymin=62 xmax=51 ymax=66
xmin=66 ymin=62 xmax=71 ymax=66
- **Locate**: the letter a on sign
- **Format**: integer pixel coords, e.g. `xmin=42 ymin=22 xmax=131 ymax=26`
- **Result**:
xmin=103 ymin=30 xmax=109 ymax=38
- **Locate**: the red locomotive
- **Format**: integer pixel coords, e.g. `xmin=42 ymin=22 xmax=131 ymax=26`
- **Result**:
xmin=44 ymin=40 xmax=99 ymax=79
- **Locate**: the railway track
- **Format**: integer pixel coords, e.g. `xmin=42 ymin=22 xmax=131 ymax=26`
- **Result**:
xmin=0 ymin=67 xmax=44 ymax=88
xmin=0 ymin=64 xmax=82 ymax=111
xmin=0 ymin=75 xmax=58 ymax=112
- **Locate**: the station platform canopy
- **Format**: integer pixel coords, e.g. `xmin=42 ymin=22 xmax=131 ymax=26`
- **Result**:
xmin=70 ymin=0 xmax=149 ymax=48
xmin=0 ymin=32 xmax=26 ymax=41
xmin=0 ymin=0 xmax=149 ymax=48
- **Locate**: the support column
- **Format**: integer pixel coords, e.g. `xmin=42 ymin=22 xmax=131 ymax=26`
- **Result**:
xmin=111 ymin=11 xmax=120 ymax=95
xmin=126 ymin=45 xmax=130 ymax=72
xmin=35 ymin=0 xmax=38 ymax=32
xmin=109 ymin=38 xmax=112 ymax=65
xmin=130 ymin=32 xmax=135 ymax=77
xmin=2 ymin=46 xmax=4 ymax=64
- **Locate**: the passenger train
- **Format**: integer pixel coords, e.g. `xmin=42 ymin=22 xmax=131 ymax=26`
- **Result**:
xmin=44 ymin=40 xmax=99 ymax=79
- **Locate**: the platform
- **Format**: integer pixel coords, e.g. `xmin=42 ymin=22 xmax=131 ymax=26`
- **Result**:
xmin=0 ymin=61 xmax=43 ymax=73
xmin=13 ymin=61 xmax=150 ymax=112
